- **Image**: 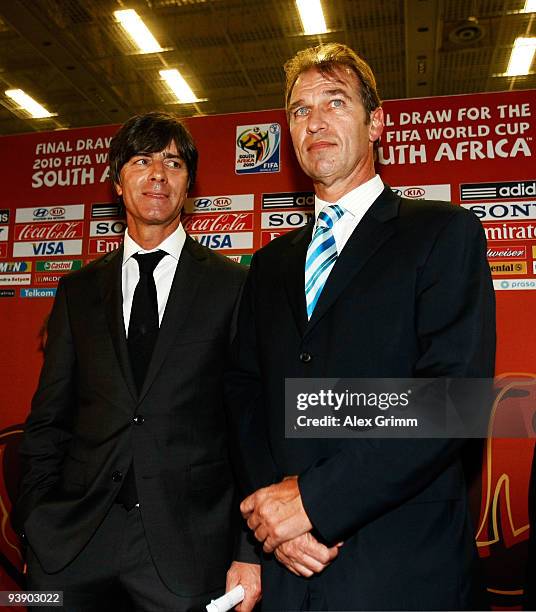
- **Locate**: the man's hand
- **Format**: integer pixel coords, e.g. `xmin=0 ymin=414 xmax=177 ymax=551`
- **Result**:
xmin=226 ymin=561 xmax=261 ymax=612
xmin=240 ymin=476 xmax=312 ymax=552
xmin=274 ymin=532 xmax=341 ymax=577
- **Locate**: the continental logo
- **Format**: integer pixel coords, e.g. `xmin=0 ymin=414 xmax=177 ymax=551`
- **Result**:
xmin=489 ymin=261 xmax=527 ymax=275
xmin=35 ymin=260 xmax=82 ymax=272
xmin=0 ymin=261 xmax=32 ymax=273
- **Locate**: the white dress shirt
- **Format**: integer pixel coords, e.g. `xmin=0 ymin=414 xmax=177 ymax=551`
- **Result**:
xmin=314 ymin=174 xmax=384 ymax=255
xmin=122 ymin=223 xmax=187 ymax=335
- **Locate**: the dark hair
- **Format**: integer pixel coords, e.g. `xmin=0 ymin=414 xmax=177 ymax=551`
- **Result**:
xmin=108 ymin=112 xmax=198 ymax=188
xmin=284 ymin=42 xmax=381 ymax=122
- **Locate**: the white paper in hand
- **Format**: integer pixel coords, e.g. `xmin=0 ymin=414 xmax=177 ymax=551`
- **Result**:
xmin=206 ymin=585 xmax=245 ymax=612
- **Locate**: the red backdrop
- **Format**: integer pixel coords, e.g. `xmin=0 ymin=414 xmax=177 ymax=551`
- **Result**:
xmin=0 ymin=90 xmax=534 ymax=607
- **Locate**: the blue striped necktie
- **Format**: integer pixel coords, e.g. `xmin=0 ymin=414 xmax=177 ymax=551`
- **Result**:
xmin=305 ymin=204 xmax=345 ymax=319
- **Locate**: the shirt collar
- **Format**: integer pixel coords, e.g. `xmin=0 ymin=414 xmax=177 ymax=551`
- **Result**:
xmin=314 ymin=174 xmax=384 ymax=219
xmin=122 ymin=222 xmax=186 ymax=266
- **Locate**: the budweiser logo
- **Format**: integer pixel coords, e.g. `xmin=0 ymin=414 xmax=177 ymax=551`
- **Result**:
xmin=487 ymin=247 xmax=526 ymax=259
xmin=183 ymin=212 xmax=252 ymax=233
xmin=15 ymin=221 xmax=83 ymax=241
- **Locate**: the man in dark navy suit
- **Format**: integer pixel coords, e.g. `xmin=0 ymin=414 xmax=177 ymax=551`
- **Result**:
xmin=228 ymin=43 xmax=495 ymax=610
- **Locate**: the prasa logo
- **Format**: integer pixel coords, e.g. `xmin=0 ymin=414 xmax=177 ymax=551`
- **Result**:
xmin=403 ymin=187 xmax=425 ymax=198
xmin=194 ymin=197 xmax=232 ymax=210
xmin=463 ymin=202 xmax=536 ymax=221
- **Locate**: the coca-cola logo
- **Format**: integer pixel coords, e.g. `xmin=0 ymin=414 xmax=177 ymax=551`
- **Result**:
xmin=15 ymin=221 xmax=83 ymax=241
xmin=183 ymin=212 xmax=252 ymax=233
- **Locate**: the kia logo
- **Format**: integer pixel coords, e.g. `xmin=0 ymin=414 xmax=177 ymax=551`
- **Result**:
xmin=194 ymin=199 xmax=212 ymax=209
xmin=213 ymin=198 xmax=232 ymax=208
xmin=49 ymin=207 xmax=65 ymax=216
xmin=403 ymin=188 xmax=425 ymax=198
xmin=33 ymin=208 xmax=49 ymax=218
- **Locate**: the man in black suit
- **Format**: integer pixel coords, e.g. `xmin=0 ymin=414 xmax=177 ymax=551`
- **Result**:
xmin=14 ymin=112 xmax=261 ymax=611
xmin=227 ymin=43 xmax=495 ymax=610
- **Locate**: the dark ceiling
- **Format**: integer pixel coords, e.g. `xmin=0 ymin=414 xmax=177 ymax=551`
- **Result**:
xmin=0 ymin=0 xmax=534 ymax=135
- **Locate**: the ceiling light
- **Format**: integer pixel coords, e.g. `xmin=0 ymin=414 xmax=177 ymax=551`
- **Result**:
xmin=114 ymin=9 xmax=163 ymax=53
xmin=5 ymin=89 xmax=53 ymax=118
xmin=523 ymin=0 xmax=536 ymax=12
xmin=296 ymin=0 xmax=328 ymax=35
xmin=506 ymin=37 xmax=536 ymax=76
xmin=159 ymin=69 xmax=199 ymax=103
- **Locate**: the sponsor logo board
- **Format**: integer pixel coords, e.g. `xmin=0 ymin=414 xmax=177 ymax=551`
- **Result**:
xmin=33 ymin=273 xmax=63 ymax=285
xmin=183 ymin=212 xmax=253 ymax=233
xmin=226 ymin=254 xmax=253 ymax=265
xmin=483 ymin=221 xmax=536 ymax=242
xmin=494 ymin=279 xmax=536 ymax=290
xmin=0 ymin=289 xmax=15 ymax=298
xmin=20 ymin=287 xmax=57 ymax=298
xmin=13 ymin=239 xmax=83 ymax=257
xmin=35 ymin=260 xmax=82 ymax=272
xmin=462 ymin=201 xmax=536 ymax=221
xmin=392 ymin=184 xmax=451 ymax=201
xmin=489 ymin=261 xmax=527 ymax=275
xmin=89 ymin=237 xmax=122 ymax=255
xmin=262 ymin=192 xmax=314 ymax=209
xmin=0 ymin=209 xmax=9 ymax=223
xmin=0 ymin=273 xmax=32 ymax=285
xmin=460 ymin=180 xmax=536 ymax=201
xmin=91 ymin=203 xmax=123 ymax=218
xmin=487 ymin=245 xmax=526 ymax=259
xmin=235 ymin=123 xmax=281 ymax=174
xmin=261 ymin=211 xmax=314 ymax=229
xmin=0 ymin=226 xmax=9 ymax=241
xmin=89 ymin=219 xmax=127 ymax=237
xmin=191 ymin=232 xmax=253 ymax=250
xmin=0 ymin=261 xmax=32 ymax=273
xmin=14 ymin=221 xmax=84 ymax=241
xmin=184 ymin=194 xmax=254 ymax=214
xmin=261 ymin=230 xmax=285 ymax=246
xmin=15 ymin=204 xmax=84 ymax=223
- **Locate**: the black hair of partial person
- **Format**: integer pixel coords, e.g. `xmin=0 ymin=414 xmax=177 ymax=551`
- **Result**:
xmin=108 ymin=112 xmax=198 ymax=189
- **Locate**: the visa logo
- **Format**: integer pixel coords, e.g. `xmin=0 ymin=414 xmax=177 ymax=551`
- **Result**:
xmin=32 ymin=242 xmax=65 ymax=255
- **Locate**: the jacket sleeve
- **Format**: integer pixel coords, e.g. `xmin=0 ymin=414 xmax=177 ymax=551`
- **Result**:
xmin=298 ymin=208 xmax=496 ymax=544
xmin=225 ymin=255 xmax=278 ymax=497
xmin=12 ymin=278 xmax=76 ymax=533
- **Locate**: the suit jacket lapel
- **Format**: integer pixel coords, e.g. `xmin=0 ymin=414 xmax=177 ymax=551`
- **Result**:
xmin=138 ymin=235 xmax=206 ymax=401
xmin=98 ymin=246 xmax=138 ymax=401
xmin=283 ymin=224 xmax=312 ymax=337
xmin=305 ymin=186 xmax=400 ymax=336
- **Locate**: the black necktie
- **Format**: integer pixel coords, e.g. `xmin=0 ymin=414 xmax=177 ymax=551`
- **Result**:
xmin=117 ymin=250 xmax=166 ymax=510
xmin=128 ymin=250 xmax=166 ymax=391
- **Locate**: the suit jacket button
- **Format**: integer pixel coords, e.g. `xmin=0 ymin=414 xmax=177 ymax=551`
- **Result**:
xmin=299 ymin=351 xmax=312 ymax=363
xmin=112 ymin=471 xmax=123 ymax=482
xmin=133 ymin=415 xmax=145 ymax=425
